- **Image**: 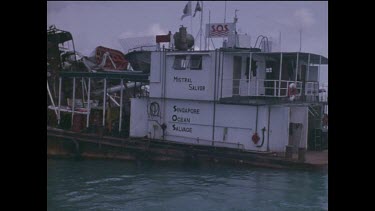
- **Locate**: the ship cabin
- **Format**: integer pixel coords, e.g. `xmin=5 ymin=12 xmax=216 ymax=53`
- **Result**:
xmin=130 ymin=46 xmax=328 ymax=153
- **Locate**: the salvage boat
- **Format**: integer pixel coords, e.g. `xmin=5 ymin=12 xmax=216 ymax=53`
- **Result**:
xmin=47 ymin=17 xmax=328 ymax=170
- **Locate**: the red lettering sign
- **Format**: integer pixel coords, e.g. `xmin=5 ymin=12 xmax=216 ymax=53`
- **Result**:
xmin=208 ymin=23 xmax=232 ymax=37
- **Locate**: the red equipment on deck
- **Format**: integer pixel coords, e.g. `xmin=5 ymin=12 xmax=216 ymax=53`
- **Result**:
xmin=93 ymin=46 xmax=128 ymax=70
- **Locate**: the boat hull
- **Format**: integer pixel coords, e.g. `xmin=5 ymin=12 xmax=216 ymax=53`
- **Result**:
xmin=47 ymin=127 xmax=327 ymax=170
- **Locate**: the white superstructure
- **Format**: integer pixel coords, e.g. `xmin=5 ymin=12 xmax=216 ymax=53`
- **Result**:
xmin=130 ymin=45 xmax=328 ymax=153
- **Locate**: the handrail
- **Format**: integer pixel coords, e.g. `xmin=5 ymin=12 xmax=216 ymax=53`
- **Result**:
xmin=128 ymin=45 xmax=157 ymax=53
xmin=223 ymin=78 xmax=304 ymax=97
xmin=221 ymin=78 xmax=329 ymax=103
xmin=254 ymin=35 xmax=270 ymax=52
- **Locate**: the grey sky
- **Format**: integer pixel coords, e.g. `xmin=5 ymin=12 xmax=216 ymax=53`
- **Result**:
xmin=47 ymin=1 xmax=328 ymax=82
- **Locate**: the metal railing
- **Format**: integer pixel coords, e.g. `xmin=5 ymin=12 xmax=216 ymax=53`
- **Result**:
xmin=47 ymin=73 xmax=149 ymax=132
xmin=304 ymin=81 xmax=319 ymax=103
xmin=221 ymin=79 xmax=328 ymax=104
xmin=319 ymin=83 xmax=328 ymax=103
xmin=223 ymin=79 xmax=303 ymax=97
xmin=128 ymin=45 xmax=157 ymax=53
xmin=305 ymin=81 xmax=319 ymax=96
xmin=305 ymin=81 xmax=328 ymax=103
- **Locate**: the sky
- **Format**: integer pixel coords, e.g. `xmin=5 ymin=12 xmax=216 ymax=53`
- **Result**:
xmin=47 ymin=1 xmax=328 ymax=83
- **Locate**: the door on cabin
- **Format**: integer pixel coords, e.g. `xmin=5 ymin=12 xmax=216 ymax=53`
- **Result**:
xmin=245 ymin=57 xmax=259 ymax=96
xmin=265 ymin=60 xmax=277 ymax=96
xmin=233 ymin=56 xmax=242 ymax=95
xmin=288 ymin=123 xmax=303 ymax=153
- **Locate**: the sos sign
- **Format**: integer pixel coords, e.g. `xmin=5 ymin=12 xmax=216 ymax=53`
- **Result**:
xmin=207 ymin=23 xmax=234 ymax=38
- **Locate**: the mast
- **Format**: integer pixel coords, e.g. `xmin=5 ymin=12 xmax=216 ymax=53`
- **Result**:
xmin=234 ymin=9 xmax=238 ymax=47
xmin=223 ymin=1 xmax=227 ymax=43
xmin=299 ymin=29 xmax=302 ymax=52
xmin=207 ymin=10 xmax=211 ymax=50
xmin=279 ymin=31 xmax=282 ymax=51
xmin=224 ymin=1 xmax=227 ymax=23
xmin=200 ymin=1 xmax=203 ymax=50
xmin=191 ymin=16 xmax=193 ymax=48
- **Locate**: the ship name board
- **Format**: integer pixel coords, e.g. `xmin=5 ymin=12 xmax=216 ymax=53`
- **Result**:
xmin=171 ymin=105 xmax=202 ymax=133
xmin=172 ymin=124 xmax=192 ymax=133
xmin=172 ymin=115 xmax=190 ymax=123
xmin=173 ymin=106 xmax=200 ymax=114
xmin=173 ymin=76 xmax=206 ymax=92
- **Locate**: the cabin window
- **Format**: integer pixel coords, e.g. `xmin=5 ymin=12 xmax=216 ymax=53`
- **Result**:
xmin=251 ymin=59 xmax=257 ymax=77
xmin=190 ymin=55 xmax=202 ymax=70
xmin=245 ymin=57 xmax=250 ymax=80
xmin=173 ymin=55 xmax=188 ymax=70
xmin=266 ymin=61 xmax=273 ymax=73
xmin=245 ymin=58 xmax=257 ymax=79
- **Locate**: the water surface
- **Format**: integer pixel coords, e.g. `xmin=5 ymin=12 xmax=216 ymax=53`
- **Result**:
xmin=47 ymin=159 xmax=328 ymax=211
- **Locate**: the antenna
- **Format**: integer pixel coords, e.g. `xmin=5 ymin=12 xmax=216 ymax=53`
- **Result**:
xmin=200 ymin=1 xmax=203 ymax=51
xmin=299 ymin=29 xmax=302 ymax=52
xmin=279 ymin=31 xmax=282 ymax=51
xmin=223 ymin=1 xmax=227 ymax=43
xmin=191 ymin=16 xmax=193 ymax=48
xmin=207 ymin=10 xmax=211 ymax=50
xmin=224 ymin=1 xmax=227 ymax=23
xmin=234 ymin=9 xmax=239 ymax=47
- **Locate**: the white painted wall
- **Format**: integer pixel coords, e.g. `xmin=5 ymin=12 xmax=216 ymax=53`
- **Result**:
xmin=147 ymin=98 xmax=164 ymax=139
xmin=131 ymin=50 xmax=313 ymax=153
xmin=129 ymin=98 xmax=149 ymax=137
xmin=220 ymin=53 xmax=267 ymax=97
xmin=149 ymin=51 xmax=163 ymax=98
xmin=248 ymin=54 xmax=266 ymax=96
xmin=133 ymin=98 xmax=290 ymax=152
xmin=215 ymin=104 xmax=269 ymax=151
xmin=164 ymin=52 xmax=215 ymax=101
xmin=220 ymin=54 xmax=233 ymax=98
xmin=307 ymin=66 xmax=319 ymax=81
xmin=163 ymin=99 xmax=214 ymax=141
xmin=268 ymin=106 xmax=290 ymax=152
xmin=130 ymin=97 xmax=293 ymax=152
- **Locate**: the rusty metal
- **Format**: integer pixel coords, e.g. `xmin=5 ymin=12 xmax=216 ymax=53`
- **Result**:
xmin=47 ymin=127 xmax=327 ymax=170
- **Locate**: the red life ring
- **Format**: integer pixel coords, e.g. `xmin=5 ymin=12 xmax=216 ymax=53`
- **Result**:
xmin=288 ymin=83 xmax=297 ymax=101
xmin=288 ymin=86 xmax=297 ymax=97
xmin=322 ymin=114 xmax=328 ymax=126
xmin=252 ymin=133 xmax=260 ymax=144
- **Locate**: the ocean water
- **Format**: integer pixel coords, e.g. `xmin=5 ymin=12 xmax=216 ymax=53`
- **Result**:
xmin=47 ymin=159 xmax=328 ymax=211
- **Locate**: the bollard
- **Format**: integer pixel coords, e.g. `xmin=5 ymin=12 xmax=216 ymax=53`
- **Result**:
xmin=285 ymin=145 xmax=294 ymax=159
xmin=298 ymin=147 xmax=306 ymax=162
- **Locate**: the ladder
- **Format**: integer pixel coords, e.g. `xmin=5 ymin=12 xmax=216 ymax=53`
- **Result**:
xmin=314 ymin=128 xmax=322 ymax=151
xmin=308 ymin=104 xmax=324 ymax=151
xmin=308 ymin=105 xmax=320 ymax=118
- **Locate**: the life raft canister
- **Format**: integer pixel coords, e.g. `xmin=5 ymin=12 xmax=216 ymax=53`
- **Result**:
xmin=288 ymin=83 xmax=297 ymax=101
xmin=252 ymin=132 xmax=260 ymax=144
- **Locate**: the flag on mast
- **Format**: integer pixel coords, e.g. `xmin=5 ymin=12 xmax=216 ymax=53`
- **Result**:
xmin=193 ymin=1 xmax=202 ymax=17
xmin=181 ymin=1 xmax=192 ymax=20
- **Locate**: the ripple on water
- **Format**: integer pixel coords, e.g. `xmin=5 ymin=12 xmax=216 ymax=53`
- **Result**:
xmin=85 ymin=177 xmax=123 ymax=185
xmin=47 ymin=159 xmax=328 ymax=211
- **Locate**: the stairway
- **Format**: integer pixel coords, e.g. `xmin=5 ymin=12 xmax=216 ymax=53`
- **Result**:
xmin=308 ymin=105 xmax=325 ymax=151
xmin=314 ymin=128 xmax=322 ymax=151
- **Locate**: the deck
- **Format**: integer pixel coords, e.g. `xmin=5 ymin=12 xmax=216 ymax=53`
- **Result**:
xmin=303 ymin=150 xmax=328 ymax=165
xmin=47 ymin=127 xmax=328 ymax=170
